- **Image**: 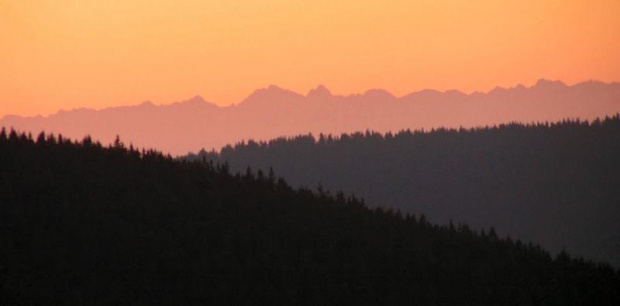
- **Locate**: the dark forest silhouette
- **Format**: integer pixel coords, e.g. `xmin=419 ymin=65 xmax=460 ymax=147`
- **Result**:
xmin=1 ymin=128 xmax=619 ymax=304
xmin=190 ymin=115 xmax=620 ymax=268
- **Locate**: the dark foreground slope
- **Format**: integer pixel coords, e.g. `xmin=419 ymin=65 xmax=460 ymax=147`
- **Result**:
xmin=1 ymin=130 xmax=619 ymax=305
xmin=192 ymin=116 xmax=620 ymax=268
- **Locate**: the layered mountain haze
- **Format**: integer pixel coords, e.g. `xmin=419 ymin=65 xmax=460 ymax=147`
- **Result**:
xmin=2 ymin=79 xmax=620 ymax=155
xmin=4 ymin=0 xmax=620 ymax=303
xmin=191 ymin=117 xmax=620 ymax=267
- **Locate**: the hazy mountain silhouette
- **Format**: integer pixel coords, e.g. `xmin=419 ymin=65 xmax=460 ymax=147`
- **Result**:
xmin=2 ymin=79 xmax=619 ymax=155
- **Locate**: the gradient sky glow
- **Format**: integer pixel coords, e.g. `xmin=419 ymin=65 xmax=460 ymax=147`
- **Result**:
xmin=1 ymin=0 xmax=619 ymax=117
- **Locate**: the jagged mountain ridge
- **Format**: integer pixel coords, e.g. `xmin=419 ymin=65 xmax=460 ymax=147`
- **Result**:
xmin=2 ymin=79 xmax=619 ymax=155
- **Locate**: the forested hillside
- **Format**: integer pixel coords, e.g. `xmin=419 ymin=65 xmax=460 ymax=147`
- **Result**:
xmin=2 ymin=129 xmax=619 ymax=304
xmin=192 ymin=115 xmax=620 ymax=268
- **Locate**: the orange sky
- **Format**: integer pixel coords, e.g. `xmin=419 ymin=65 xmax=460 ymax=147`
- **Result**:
xmin=1 ymin=0 xmax=619 ymax=117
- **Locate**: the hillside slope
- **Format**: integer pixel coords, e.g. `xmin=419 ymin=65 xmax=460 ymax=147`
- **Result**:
xmin=193 ymin=115 xmax=620 ymax=268
xmin=1 ymin=129 xmax=619 ymax=304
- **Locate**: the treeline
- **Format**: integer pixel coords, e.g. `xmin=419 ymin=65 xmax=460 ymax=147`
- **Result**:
xmin=190 ymin=115 xmax=620 ymax=268
xmin=1 ymin=128 xmax=619 ymax=304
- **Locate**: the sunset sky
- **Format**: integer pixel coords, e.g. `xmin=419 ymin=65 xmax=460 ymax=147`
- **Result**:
xmin=1 ymin=0 xmax=619 ymax=117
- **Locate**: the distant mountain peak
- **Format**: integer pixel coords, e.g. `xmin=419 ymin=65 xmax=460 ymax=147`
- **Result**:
xmin=186 ymin=95 xmax=207 ymax=104
xmin=307 ymin=85 xmax=332 ymax=98
xmin=174 ymin=95 xmax=213 ymax=107
xmin=241 ymin=85 xmax=304 ymax=106
xmin=268 ymin=84 xmax=282 ymax=90
xmin=362 ymin=89 xmax=396 ymax=100
xmin=488 ymin=86 xmax=509 ymax=95
xmin=249 ymin=85 xmax=288 ymax=97
xmin=164 ymin=95 xmax=219 ymax=111
xmin=138 ymin=100 xmax=155 ymax=107
xmin=535 ymin=78 xmax=566 ymax=88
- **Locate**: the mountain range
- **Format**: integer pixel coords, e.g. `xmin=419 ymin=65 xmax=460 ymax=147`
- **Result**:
xmin=2 ymin=79 xmax=620 ymax=155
